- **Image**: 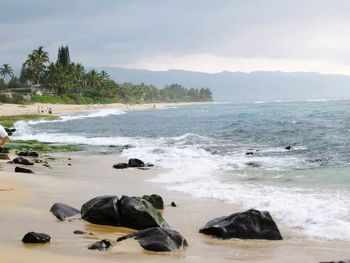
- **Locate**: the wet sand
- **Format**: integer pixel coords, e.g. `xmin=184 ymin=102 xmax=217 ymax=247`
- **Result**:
xmin=0 ymin=154 xmax=349 ymax=263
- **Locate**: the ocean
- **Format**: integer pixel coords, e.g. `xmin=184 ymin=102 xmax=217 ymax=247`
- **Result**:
xmin=12 ymin=100 xmax=350 ymax=241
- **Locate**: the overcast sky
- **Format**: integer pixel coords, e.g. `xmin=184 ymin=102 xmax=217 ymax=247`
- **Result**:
xmin=2 ymin=0 xmax=350 ymax=74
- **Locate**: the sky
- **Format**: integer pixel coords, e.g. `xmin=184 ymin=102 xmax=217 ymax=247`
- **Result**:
xmin=1 ymin=0 xmax=350 ymax=74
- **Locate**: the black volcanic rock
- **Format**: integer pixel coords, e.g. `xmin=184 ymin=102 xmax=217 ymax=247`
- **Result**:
xmin=88 ymin=239 xmax=111 ymax=251
xmin=15 ymin=166 xmax=34 ymax=174
xmin=142 ymin=194 xmax=164 ymax=209
xmin=199 ymin=209 xmax=283 ymax=240
xmin=22 ymin=232 xmax=50 ymax=243
xmin=50 ymin=203 xmax=80 ymax=221
xmin=113 ymin=163 xmax=128 ymax=169
xmin=118 ymin=196 xmax=168 ymax=230
xmin=117 ymin=227 xmax=188 ymax=252
xmin=18 ymin=151 xmax=39 ymax=157
xmin=128 ymin=158 xmax=145 ymax=167
xmin=13 ymin=157 xmax=34 ymax=165
xmin=81 ymin=195 xmax=121 ymax=226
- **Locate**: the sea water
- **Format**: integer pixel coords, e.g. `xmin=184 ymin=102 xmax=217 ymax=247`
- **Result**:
xmin=12 ymin=100 xmax=350 ymax=240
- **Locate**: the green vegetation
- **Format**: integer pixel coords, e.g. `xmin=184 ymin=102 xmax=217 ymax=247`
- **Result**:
xmin=0 ymin=45 xmax=213 ymax=104
xmin=0 ymin=114 xmax=57 ymax=127
xmin=6 ymin=140 xmax=83 ymax=154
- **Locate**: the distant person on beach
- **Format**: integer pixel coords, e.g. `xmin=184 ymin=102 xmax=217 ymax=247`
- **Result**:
xmin=0 ymin=125 xmax=10 ymax=147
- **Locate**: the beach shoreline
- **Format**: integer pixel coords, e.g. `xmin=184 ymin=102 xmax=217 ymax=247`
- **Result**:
xmin=1 ymin=153 xmax=350 ymax=263
xmin=0 ymin=101 xmax=218 ymax=117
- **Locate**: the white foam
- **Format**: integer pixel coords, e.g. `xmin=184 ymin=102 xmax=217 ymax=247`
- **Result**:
xmin=11 ymin=115 xmax=350 ymax=241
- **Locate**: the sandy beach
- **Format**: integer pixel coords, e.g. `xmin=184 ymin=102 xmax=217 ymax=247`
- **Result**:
xmin=0 ymin=102 xmax=211 ymax=117
xmin=1 ymin=153 xmax=350 ymax=263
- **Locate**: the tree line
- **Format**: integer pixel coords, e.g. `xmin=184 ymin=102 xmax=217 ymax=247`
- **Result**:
xmin=0 ymin=46 xmax=213 ymax=104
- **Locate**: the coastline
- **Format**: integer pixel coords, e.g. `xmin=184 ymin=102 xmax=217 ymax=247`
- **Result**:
xmin=1 ymin=153 xmax=350 ymax=263
xmin=0 ymin=101 xmax=216 ymax=117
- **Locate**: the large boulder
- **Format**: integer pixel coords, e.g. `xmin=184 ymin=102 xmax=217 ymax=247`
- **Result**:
xmin=22 ymin=232 xmax=50 ymax=243
xmin=50 ymin=203 xmax=80 ymax=221
xmin=128 ymin=158 xmax=145 ymax=168
xmin=81 ymin=195 xmax=121 ymax=226
xmin=15 ymin=166 xmax=34 ymax=174
xmin=13 ymin=157 xmax=34 ymax=165
xmin=81 ymin=195 xmax=168 ymax=230
xmin=118 ymin=196 xmax=168 ymax=230
xmin=117 ymin=227 xmax=188 ymax=252
xmin=199 ymin=209 xmax=283 ymax=240
xmin=142 ymin=194 xmax=164 ymax=209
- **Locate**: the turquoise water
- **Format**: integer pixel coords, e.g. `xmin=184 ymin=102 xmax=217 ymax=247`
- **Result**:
xmin=13 ymin=99 xmax=350 ymax=240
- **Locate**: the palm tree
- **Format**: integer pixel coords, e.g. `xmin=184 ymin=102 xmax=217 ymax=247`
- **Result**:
xmin=25 ymin=46 xmax=49 ymax=85
xmin=0 ymin=64 xmax=13 ymax=83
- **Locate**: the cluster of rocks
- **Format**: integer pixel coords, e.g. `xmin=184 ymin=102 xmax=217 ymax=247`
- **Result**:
xmin=23 ymin=193 xmax=186 ymax=252
xmin=22 ymin=190 xmax=288 ymax=255
xmin=6 ymin=151 xmax=55 ymax=174
xmin=113 ymin=158 xmax=154 ymax=169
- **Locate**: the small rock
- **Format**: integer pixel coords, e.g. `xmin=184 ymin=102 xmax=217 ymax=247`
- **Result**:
xmin=284 ymin=145 xmax=292 ymax=150
xmin=73 ymin=230 xmax=93 ymax=235
xmin=117 ymin=227 xmax=188 ymax=252
xmin=245 ymin=152 xmax=254 ymax=156
xmin=15 ymin=167 xmax=34 ymax=174
xmin=145 ymin=163 xmax=154 ymax=167
xmin=68 ymin=163 xmax=72 ymax=166
xmin=128 ymin=158 xmax=145 ymax=168
xmin=246 ymin=161 xmax=262 ymax=168
xmin=170 ymin=201 xmax=177 ymax=207
xmin=88 ymin=239 xmax=111 ymax=251
xmin=113 ymin=163 xmax=128 ymax=169
xmin=73 ymin=230 xmax=86 ymax=235
xmin=22 ymin=232 xmax=50 ymax=243
xmin=68 ymin=158 xmax=72 ymax=160
xmin=13 ymin=157 xmax=34 ymax=165
xmin=18 ymin=151 xmax=39 ymax=158
xmin=50 ymin=203 xmax=80 ymax=221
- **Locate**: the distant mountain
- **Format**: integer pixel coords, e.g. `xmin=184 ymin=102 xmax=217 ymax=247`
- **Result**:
xmin=95 ymin=67 xmax=350 ymax=102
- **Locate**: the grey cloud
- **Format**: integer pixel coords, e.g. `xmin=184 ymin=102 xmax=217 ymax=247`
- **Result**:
xmin=1 ymin=0 xmax=350 ymax=70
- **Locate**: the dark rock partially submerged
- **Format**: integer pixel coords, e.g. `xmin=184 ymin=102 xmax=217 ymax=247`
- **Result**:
xmin=199 ymin=209 xmax=283 ymax=240
xmin=170 ymin=201 xmax=177 ymax=207
xmin=284 ymin=145 xmax=292 ymax=150
xmin=15 ymin=166 xmax=34 ymax=174
xmin=142 ymin=194 xmax=164 ymax=209
xmin=50 ymin=203 xmax=80 ymax=221
xmin=113 ymin=163 xmax=128 ymax=169
xmin=81 ymin=195 xmax=168 ymax=230
xmin=88 ymin=239 xmax=112 ymax=251
xmin=13 ymin=156 xmax=34 ymax=165
xmin=22 ymin=232 xmax=50 ymax=243
xmin=245 ymin=152 xmax=254 ymax=156
xmin=128 ymin=158 xmax=145 ymax=168
xmin=117 ymin=227 xmax=188 ymax=252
